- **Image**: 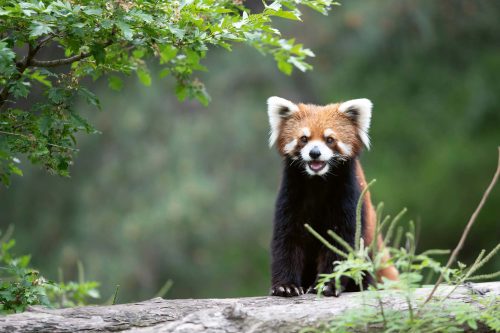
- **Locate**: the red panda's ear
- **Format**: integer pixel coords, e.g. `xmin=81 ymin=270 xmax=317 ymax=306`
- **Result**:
xmin=339 ymin=98 xmax=373 ymax=149
xmin=267 ymin=96 xmax=299 ymax=147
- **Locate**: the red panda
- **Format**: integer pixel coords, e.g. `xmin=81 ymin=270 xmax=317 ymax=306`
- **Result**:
xmin=267 ymin=97 xmax=398 ymax=297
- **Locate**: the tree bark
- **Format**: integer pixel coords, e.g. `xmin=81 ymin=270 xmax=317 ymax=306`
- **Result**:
xmin=0 ymin=282 xmax=498 ymax=333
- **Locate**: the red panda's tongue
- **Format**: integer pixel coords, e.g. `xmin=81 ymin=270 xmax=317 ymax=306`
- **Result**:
xmin=309 ymin=161 xmax=326 ymax=171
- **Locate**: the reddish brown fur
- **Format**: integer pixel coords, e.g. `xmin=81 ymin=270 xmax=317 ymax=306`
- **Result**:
xmin=356 ymin=160 xmax=399 ymax=281
xmin=277 ymin=103 xmax=362 ymax=157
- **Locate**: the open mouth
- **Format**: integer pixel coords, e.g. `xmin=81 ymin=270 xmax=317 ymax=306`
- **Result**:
xmin=308 ymin=161 xmax=327 ymax=172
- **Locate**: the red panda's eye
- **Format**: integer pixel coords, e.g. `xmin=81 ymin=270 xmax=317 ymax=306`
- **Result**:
xmin=326 ymin=137 xmax=335 ymax=144
xmin=300 ymin=136 xmax=308 ymax=143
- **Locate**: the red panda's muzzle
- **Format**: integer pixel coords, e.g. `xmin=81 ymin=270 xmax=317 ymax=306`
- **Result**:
xmin=308 ymin=161 xmax=327 ymax=172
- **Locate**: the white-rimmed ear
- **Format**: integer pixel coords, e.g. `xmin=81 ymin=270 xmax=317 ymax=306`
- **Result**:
xmin=339 ymin=98 xmax=373 ymax=149
xmin=267 ymin=96 xmax=299 ymax=147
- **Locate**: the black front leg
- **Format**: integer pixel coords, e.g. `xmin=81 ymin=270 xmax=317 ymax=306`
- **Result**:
xmin=308 ymin=246 xmax=375 ymax=296
xmin=307 ymin=247 xmax=348 ymax=297
xmin=270 ymin=228 xmax=305 ymax=297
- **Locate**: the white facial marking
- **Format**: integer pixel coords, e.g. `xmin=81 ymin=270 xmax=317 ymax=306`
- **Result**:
xmin=301 ymin=140 xmax=334 ymax=176
xmin=283 ymin=139 xmax=298 ymax=154
xmin=324 ymin=128 xmax=335 ymax=137
xmin=338 ymin=98 xmax=372 ymax=149
xmin=337 ymin=141 xmax=353 ymax=156
xmin=267 ymin=96 xmax=299 ymax=147
xmin=300 ymin=140 xmax=334 ymax=162
xmin=301 ymin=127 xmax=311 ymax=137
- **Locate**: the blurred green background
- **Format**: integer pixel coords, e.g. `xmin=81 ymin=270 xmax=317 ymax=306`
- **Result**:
xmin=1 ymin=0 xmax=499 ymax=302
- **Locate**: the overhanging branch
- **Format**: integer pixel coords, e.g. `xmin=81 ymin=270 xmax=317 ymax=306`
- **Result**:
xmin=30 ymin=52 xmax=92 ymax=68
xmin=29 ymin=39 xmax=114 ymax=68
xmin=0 ymin=38 xmax=113 ymax=109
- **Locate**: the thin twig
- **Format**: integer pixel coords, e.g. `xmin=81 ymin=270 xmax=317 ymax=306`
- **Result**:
xmin=31 ymin=52 xmax=91 ymax=68
xmin=1 ymin=35 xmax=114 ymax=108
xmin=112 ymin=285 xmax=120 ymax=305
xmin=33 ymin=35 xmax=56 ymax=53
xmin=422 ymin=147 xmax=500 ymax=305
xmin=15 ymin=35 xmax=56 ymax=68
xmin=31 ymin=39 xmax=113 ymax=68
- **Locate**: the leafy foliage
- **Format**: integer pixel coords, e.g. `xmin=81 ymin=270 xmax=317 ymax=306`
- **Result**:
xmin=0 ymin=235 xmax=50 ymax=313
xmin=302 ymin=295 xmax=500 ymax=333
xmin=302 ymin=181 xmax=500 ymax=333
xmin=0 ymin=0 xmax=336 ymax=185
xmin=0 ymin=227 xmax=100 ymax=313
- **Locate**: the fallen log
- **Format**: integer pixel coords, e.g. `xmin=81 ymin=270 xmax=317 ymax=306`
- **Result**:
xmin=0 ymin=282 xmax=498 ymax=333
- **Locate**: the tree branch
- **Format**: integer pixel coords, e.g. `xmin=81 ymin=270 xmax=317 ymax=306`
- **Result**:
xmin=1 ymin=39 xmax=47 ymax=108
xmin=30 ymin=39 xmax=114 ymax=68
xmin=15 ymin=35 xmax=55 ymax=69
xmin=422 ymin=147 xmax=500 ymax=305
xmin=0 ymin=282 xmax=498 ymax=333
xmin=30 ymin=52 xmax=92 ymax=68
xmin=0 ymin=38 xmax=113 ymax=108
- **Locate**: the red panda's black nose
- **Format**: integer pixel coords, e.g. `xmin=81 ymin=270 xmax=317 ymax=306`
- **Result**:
xmin=309 ymin=146 xmax=321 ymax=159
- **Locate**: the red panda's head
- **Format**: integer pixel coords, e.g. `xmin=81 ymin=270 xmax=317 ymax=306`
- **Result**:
xmin=267 ymin=97 xmax=372 ymax=176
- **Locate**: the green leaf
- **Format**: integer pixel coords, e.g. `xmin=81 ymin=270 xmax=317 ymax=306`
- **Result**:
xmin=158 ymin=68 xmax=170 ymax=78
xmin=468 ymin=319 xmax=477 ymax=330
xmin=108 ymin=76 xmax=123 ymax=91
xmin=38 ymin=115 xmax=53 ymax=135
xmin=47 ymin=87 xmax=67 ymax=104
xmin=277 ymin=59 xmax=293 ymax=75
xmin=132 ymin=48 xmax=146 ymax=59
xmin=175 ymin=83 xmax=187 ymax=101
xmin=86 ymin=289 xmax=100 ymax=299
xmin=289 ymin=57 xmax=312 ymax=72
xmin=78 ymin=87 xmax=100 ymax=109
xmin=136 ymin=68 xmax=151 ymax=86
xmin=159 ymin=45 xmax=178 ymax=64
xmin=267 ymin=10 xmax=301 ymax=21
xmin=83 ymin=8 xmax=102 ymax=16
xmin=70 ymin=112 xmax=95 ymax=134
xmin=30 ymin=71 xmax=52 ymax=87
xmin=9 ymin=81 xmax=30 ymax=98
xmin=29 ymin=22 xmax=53 ymax=38
xmin=117 ymin=21 xmax=133 ymax=40
xmin=0 ymin=42 xmax=16 ymax=64
xmin=195 ymin=89 xmax=210 ymax=107
xmin=265 ymin=2 xmax=282 ymax=11
xmin=9 ymin=165 xmax=23 ymax=176
xmin=90 ymin=44 xmax=106 ymax=65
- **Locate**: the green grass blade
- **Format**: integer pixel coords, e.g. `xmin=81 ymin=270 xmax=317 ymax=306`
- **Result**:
xmin=305 ymin=224 xmax=348 ymax=258
xmin=355 ymin=179 xmax=376 ymax=251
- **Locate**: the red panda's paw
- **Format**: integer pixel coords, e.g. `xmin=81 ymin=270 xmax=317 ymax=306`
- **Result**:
xmin=377 ymin=265 xmax=400 ymax=282
xmin=270 ymin=284 xmax=304 ymax=297
xmin=307 ymin=281 xmax=343 ymax=297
